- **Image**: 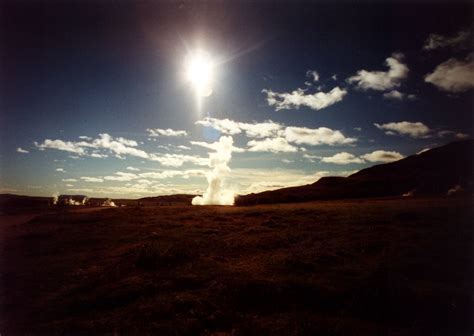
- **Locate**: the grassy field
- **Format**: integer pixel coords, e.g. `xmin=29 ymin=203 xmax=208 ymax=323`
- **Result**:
xmin=1 ymin=197 xmax=472 ymax=335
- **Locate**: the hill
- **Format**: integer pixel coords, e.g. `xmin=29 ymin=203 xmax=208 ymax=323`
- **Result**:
xmin=235 ymin=140 xmax=474 ymax=205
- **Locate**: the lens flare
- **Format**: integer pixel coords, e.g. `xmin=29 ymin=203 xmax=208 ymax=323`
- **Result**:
xmin=185 ymin=50 xmax=214 ymax=98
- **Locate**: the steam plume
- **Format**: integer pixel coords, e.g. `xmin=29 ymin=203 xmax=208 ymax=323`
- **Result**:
xmin=192 ymin=136 xmax=235 ymax=205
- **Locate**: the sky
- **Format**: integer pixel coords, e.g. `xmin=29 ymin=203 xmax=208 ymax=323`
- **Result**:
xmin=1 ymin=1 xmax=473 ymax=200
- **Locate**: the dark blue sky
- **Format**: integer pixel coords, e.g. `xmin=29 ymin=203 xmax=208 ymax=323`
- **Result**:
xmin=1 ymin=1 xmax=472 ymax=197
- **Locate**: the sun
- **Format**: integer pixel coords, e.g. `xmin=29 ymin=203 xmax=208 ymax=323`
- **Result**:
xmin=184 ymin=50 xmax=214 ymax=97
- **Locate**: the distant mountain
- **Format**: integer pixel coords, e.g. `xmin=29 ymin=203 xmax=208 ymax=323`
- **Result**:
xmin=235 ymin=140 xmax=474 ymax=205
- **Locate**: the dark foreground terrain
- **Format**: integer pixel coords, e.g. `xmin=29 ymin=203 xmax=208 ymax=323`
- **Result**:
xmin=1 ymin=197 xmax=472 ymax=335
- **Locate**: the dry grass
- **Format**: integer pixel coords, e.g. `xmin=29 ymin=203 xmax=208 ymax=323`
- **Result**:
xmin=1 ymin=196 xmax=472 ymax=335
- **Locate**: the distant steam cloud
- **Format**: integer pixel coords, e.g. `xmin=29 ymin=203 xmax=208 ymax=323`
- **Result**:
xmin=192 ymin=136 xmax=236 ymax=206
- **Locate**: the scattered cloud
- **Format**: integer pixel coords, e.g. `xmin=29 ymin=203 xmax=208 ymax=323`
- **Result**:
xmin=177 ymin=145 xmax=191 ymax=150
xmin=126 ymin=166 xmax=140 ymax=171
xmin=303 ymin=153 xmax=322 ymax=162
xmin=383 ymin=90 xmax=416 ymax=100
xmin=284 ymin=126 xmax=357 ymax=146
xmin=321 ymin=152 xmax=365 ymax=165
xmin=347 ymin=53 xmax=408 ymax=91
xmin=62 ymin=178 xmax=77 ymax=182
xmin=374 ymin=121 xmax=431 ymax=138
xmin=35 ymin=134 xmax=149 ymax=159
xmin=191 ymin=139 xmax=245 ymax=153
xmin=149 ymin=153 xmax=209 ymax=167
xmin=423 ymin=30 xmax=471 ymax=50
xmin=16 ymin=147 xmax=29 ymax=153
xmin=56 ymin=168 xmax=65 ymax=172
xmin=262 ymin=87 xmax=347 ymax=111
xmin=306 ymin=70 xmax=319 ymax=82
xmin=196 ymin=117 xmax=283 ymax=138
xmin=147 ymin=128 xmax=188 ymax=137
xmin=247 ymin=137 xmax=299 ymax=153
xmin=35 ymin=139 xmax=86 ymax=155
xmin=80 ymin=177 xmax=104 ymax=183
xmin=424 ymin=54 xmax=474 ymax=92
xmin=104 ymin=172 xmax=138 ymax=182
xmin=360 ymin=150 xmax=405 ymax=163
xmin=90 ymin=152 xmax=108 ymax=158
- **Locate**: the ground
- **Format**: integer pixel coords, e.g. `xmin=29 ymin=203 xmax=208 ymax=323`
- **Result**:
xmin=1 ymin=197 xmax=472 ymax=335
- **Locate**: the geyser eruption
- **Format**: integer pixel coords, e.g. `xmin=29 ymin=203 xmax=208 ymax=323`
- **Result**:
xmin=52 ymin=192 xmax=59 ymax=205
xmin=192 ymin=136 xmax=235 ymax=205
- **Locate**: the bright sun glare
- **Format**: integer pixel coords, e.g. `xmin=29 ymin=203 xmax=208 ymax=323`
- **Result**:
xmin=185 ymin=50 xmax=214 ymax=98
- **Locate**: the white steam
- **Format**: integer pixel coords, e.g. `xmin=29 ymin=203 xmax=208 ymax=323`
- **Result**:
xmin=52 ymin=192 xmax=59 ymax=205
xmin=192 ymin=136 xmax=235 ymax=205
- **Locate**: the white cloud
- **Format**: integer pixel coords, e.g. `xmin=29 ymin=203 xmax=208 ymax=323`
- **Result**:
xmin=374 ymin=121 xmax=430 ymax=138
xmin=306 ymin=70 xmax=319 ymax=82
xmin=347 ymin=53 xmax=409 ymax=91
xmin=104 ymin=172 xmax=138 ymax=182
xmin=78 ymin=136 xmax=92 ymax=140
xmin=247 ymin=137 xmax=299 ymax=153
xmin=56 ymin=168 xmax=65 ymax=172
xmin=90 ymin=152 xmax=108 ymax=158
xmin=383 ymin=90 xmax=416 ymax=100
xmin=284 ymin=126 xmax=357 ymax=146
xmin=16 ymin=147 xmax=29 ymax=153
xmin=34 ymin=134 xmax=148 ymax=159
xmin=126 ymin=166 xmax=140 ymax=171
xmin=89 ymin=133 xmax=149 ymax=159
xmin=192 ymin=136 xmax=236 ymax=205
xmin=177 ymin=145 xmax=191 ymax=150
xmin=423 ymin=30 xmax=471 ymax=50
xmin=62 ymin=178 xmax=77 ymax=182
xmin=35 ymin=139 xmax=86 ymax=155
xmin=321 ymin=152 xmax=365 ymax=165
xmin=360 ymin=150 xmax=404 ymax=163
xmin=191 ymin=139 xmax=245 ymax=153
xmin=262 ymin=87 xmax=347 ymax=111
xmin=149 ymin=153 xmax=209 ymax=167
xmin=147 ymin=128 xmax=188 ymax=137
xmin=195 ymin=117 xmax=283 ymax=138
xmin=303 ymin=153 xmax=322 ymax=162
xmin=80 ymin=177 xmax=104 ymax=183
xmin=424 ymin=55 xmax=474 ymax=92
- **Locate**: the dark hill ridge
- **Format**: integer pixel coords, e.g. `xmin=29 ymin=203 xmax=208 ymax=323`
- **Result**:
xmin=235 ymin=140 xmax=474 ymax=205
